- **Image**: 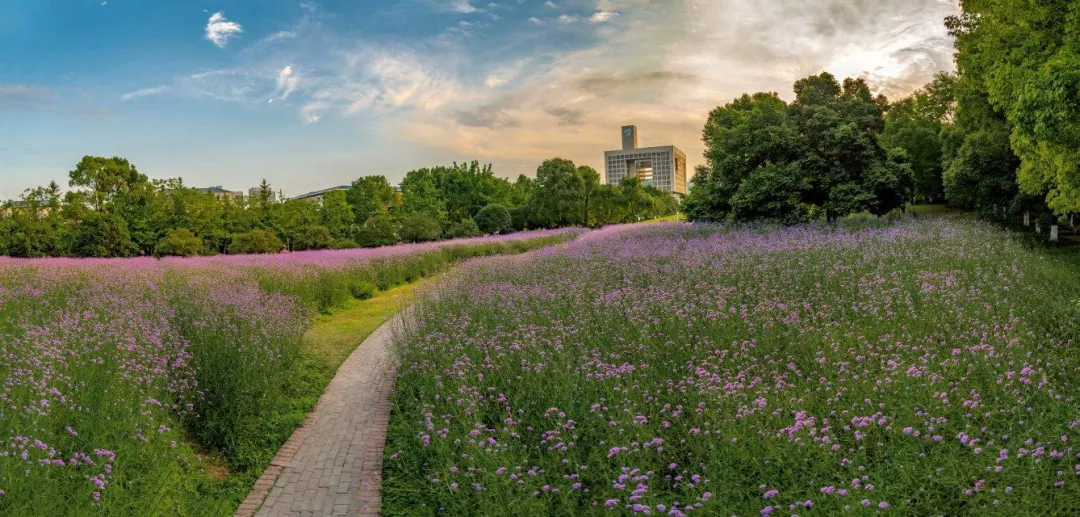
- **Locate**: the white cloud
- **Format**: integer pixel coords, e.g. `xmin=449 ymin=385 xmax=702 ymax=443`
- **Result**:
xmin=589 ymin=11 xmax=619 ymax=23
xmin=205 ymin=12 xmax=243 ymax=48
xmin=120 ymin=86 xmax=169 ymax=101
xmin=545 ymin=1 xmax=557 ymax=7
xmin=557 ymin=14 xmax=578 ymax=24
xmin=265 ymin=31 xmax=297 ymax=42
xmin=529 ymin=17 xmax=543 ymax=25
xmin=452 ymin=0 xmax=477 ymax=13
xmin=274 ymin=66 xmax=300 ymax=100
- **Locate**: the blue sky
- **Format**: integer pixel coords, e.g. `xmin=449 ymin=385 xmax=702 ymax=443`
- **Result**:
xmin=1 ymin=0 xmax=959 ymax=199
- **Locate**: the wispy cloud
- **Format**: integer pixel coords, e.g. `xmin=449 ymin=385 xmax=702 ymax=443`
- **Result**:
xmin=205 ymin=12 xmax=243 ymax=48
xmin=0 ymin=85 xmax=57 ymax=109
xmin=589 ymin=11 xmax=618 ymax=23
xmin=120 ymin=85 xmax=169 ymax=101
xmin=272 ymin=66 xmax=300 ymax=101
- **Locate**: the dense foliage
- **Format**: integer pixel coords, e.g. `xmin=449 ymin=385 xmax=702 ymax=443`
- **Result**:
xmin=684 ymin=74 xmax=913 ymax=223
xmin=0 ymin=230 xmax=580 ymax=515
xmin=1 ymin=158 xmax=676 ymax=258
xmin=386 ymin=219 xmax=1078 ymax=516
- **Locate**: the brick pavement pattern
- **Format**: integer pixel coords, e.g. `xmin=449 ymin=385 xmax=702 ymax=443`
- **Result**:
xmin=235 ymin=312 xmax=404 ymax=517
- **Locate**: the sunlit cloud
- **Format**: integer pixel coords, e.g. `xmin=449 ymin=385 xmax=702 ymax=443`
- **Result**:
xmin=205 ymin=12 xmax=243 ymax=48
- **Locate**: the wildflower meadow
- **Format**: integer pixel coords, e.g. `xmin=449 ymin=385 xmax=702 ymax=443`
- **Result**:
xmin=385 ymin=218 xmax=1079 ymax=516
xmin=0 ymin=229 xmax=578 ymax=516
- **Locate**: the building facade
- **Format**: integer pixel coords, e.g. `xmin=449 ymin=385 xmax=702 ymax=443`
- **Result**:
xmin=197 ymin=186 xmax=244 ymax=202
xmin=604 ymin=126 xmax=687 ymax=195
xmin=249 ymin=186 xmax=278 ymax=203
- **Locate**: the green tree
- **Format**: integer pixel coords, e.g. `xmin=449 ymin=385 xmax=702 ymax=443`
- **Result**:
xmin=69 ymin=212 xmax=135 ymax=258
xmin=445 ymin=218 xmax=481 ymax=239
xmin=229 ymin=229 xmax=284 ymax=254
xmin=945 ymin=1 xmax=1080 ymax=214
xmin=68 ymin=156 xmax=148 ymax=212
xmin=880 ymin=73 xmax=956 ymax=204
xmin=154 ymin=228 xmax=206 ymax=257
xmin=348 ymin=176 xmax=397 ymax=225
xmin=356 ymin=214 xmax=399 ymax=247
xmin=591 ymin=184 xmax=627 ymax=225
xmin=320 ymin=190 xmax=354 ymax=240
xmin=399 ymin=214 xmax=442 ymax=243
xmin=295 ymin=226 xmax=335 ymax=251
xmin=579 ymin=165 xmax=601 ymax=226
xmin=687 ymin=73 xmax=912 ymax=223
xmin=530 ymin=158 xmax=584 ymax=228
xmin=474 ymin=204 xmax=512 ymax=234
xmin=270 ymin=200 xmax=321 ymax=251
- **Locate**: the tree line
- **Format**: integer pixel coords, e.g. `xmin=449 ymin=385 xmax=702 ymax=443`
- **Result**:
xmin=685 ymin=0 xmax=1079 ymax=226
xmin=0 ymin=156 xmax=676 ymax=258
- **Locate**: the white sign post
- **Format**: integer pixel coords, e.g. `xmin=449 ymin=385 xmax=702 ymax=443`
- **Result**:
xmin=1051 ymin=225 xmax=1059 ymax=242
xmin=1024 ymin=212 xmax=1031 ymax=227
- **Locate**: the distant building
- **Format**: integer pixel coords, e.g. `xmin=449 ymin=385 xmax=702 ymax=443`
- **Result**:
xmin=197 ymin=186 xmax=244 ymax=202
xmin=248 ymin=186 xmax=278 ymax=203
xmin=289 ymin=185 xmax=350 ymax=206
xmin=604 ymin=125 xmax=687 ymax=195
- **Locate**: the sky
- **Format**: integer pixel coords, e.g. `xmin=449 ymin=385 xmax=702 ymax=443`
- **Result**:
xmin=0 ymin=0 xmax=960 ymax=200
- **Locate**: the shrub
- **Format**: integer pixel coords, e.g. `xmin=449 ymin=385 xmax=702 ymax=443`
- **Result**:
xmin=154 ymin=228 xmax=206 ymax=257
xmin=349 ymin=281 xmax=377 ymax=300
xmin=335 ymin=238 xmax=359 ymax=249
xmin=230 ymin=229 xmax=284 ymax=254
xmin=295 ymin=226 xmax=335 ymax=251
xmin=69 ymin=212 xmax=134 ymax=258
xmin=474 ymin=204 xmax=512 ymax=234
xmin=357 ymin=215 xmax=399 ymax=247
xmin=445 ymin=218 xmax=481 ymax=239
xmin=510 ymin=205 xmax=531 ymax=231
xmin=399 ymin=214 xmax=442 ymax=243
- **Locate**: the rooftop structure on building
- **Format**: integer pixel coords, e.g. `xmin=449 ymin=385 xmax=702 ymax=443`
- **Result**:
xmin=289 ymin=185 xmax=350 ymax=205
xmin=603 ymin=125 xmax=687 ymax=196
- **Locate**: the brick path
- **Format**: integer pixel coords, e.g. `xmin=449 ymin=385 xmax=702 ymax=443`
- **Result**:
xmin=236 ymin=312 xmax=404 ymax=517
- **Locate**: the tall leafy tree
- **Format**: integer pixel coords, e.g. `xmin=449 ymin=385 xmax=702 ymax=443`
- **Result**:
xmin=529 ymin=158 xmax=584 ymax=228
xmin=945 ymin=1 xmax=1079 ymax=214
xmin=578 ymin=165 xmax=600 ymax=226
xmin=320 ymin=190 xmax=354 ymax=240
xmin=347 ymin=176 xmax=397 ymax=225
xmin=686 ymin=73 xmax=912 ymax=223
xmin=880 ymin=73 xmax=956 ymax=204
xmin=68 ymin=156 xmax=148 ymax=212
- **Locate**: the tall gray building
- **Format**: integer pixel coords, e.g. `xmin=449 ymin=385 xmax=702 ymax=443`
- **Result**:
xmin=604 ymin=125 xmax=687 ymax=195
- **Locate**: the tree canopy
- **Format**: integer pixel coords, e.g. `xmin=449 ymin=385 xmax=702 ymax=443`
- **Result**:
xmin=685 ymin=73 xmax=912 ymax=223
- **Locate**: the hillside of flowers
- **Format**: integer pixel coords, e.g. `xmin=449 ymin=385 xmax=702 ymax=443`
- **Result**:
xmin=384 ymin=218 xmax=1079 ymax=516
xmin=0 ymin=228 xmax=579 ymax=516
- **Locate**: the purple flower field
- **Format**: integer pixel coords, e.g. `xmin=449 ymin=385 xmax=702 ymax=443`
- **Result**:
xmin=384 ymin=218 xmax=1079 ymax=516
xmin=0 ymin=229 xmax=579 ymax=515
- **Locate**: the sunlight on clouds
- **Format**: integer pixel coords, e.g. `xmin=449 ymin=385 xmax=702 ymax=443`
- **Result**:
xmin=205 ymin=12 xmax=242 ymax=48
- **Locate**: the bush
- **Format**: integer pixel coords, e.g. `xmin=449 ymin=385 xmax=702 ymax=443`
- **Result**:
xmin=335 ymin=238 xmax=359 ymax=249
xmin=295 ymin=226 xmax=335 ymax=251
xmin=510 ymin=205 xmax=531 ymax=231
xmin=357 ymin=215 xmax=399 ymax=247
xmin=154 ymin=228 xmax=206 ymax=257
xmin=445 ymin=218 xmax=481 ymax=239
xmin=474 ymin=204 xmax=512 ymax=234
xmin=349 ymin=281 xmax=377 ymax=300
xmin=399 ymin=214 xmax=442 ymax=243
xmin=69 ymin=212 xmax=134 ymax=258
xmin=230 ymin=229 xmax=284 ymax=254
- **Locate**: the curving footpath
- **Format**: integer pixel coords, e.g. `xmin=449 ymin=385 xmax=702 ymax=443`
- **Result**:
xmin=236 ymin=311 xmax=406 ymax=517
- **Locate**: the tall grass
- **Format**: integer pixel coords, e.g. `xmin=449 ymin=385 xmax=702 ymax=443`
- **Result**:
xmin=0 ymin=229 xmax=580 ymax=515
xmin=385 ymin=219 xmax=1078 ymax=516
